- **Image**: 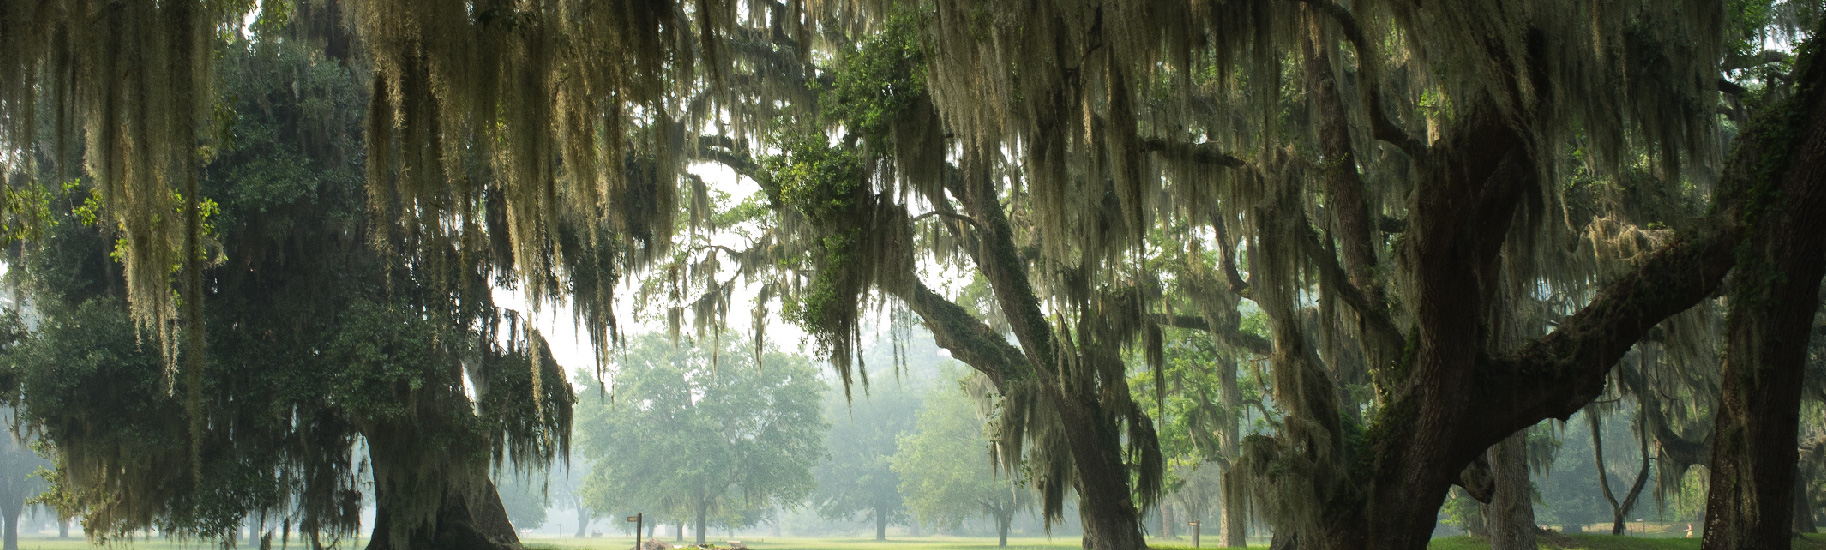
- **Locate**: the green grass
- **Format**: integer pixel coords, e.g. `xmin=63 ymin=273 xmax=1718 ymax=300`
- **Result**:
xmin=6 ymin=533 xmax=1823 ymax=550
xmin=1427 ymin=532 xmax=1826 ymax=550
xmin=523 ymin=535 xmax=1101 ymax=550
xmin=519 ymin=536 xmax=1271 ymax=550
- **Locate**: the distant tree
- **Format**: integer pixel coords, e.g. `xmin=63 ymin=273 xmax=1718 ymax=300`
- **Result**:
xmin=813 ymin=377 xmax=921 ymax=541
xmin=544 ymin=460 xmax=592 ymax=538
xmin=576 ymin=334 xmax=826 ymax=545
xmin=0 ymin=411 xmax=46 ymax=550
xmin=892 ymin=372 xmax=1030 ymax=546
xmin=493 ymin=467 xmax=551 ymax=533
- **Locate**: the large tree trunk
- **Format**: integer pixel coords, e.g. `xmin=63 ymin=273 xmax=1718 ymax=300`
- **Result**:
xmin=1160 ymin=501 xmax=1175 ymax=539
xmin=1220 ymin=469 xmax=1248 ymax=548
xmin=574 ymin=506 xmax=587 ymax=538
xmin=696 ymin=498 xmax=709 ymax=545
xmin=996 ymin=507 xmax=1013 ymax=547
xmin=1219 ymin=358 xmax=1248 ymax=549
xmin=2 ymin=497 xmax=18 ymax=550
xmin=1483 ymin=432 xmax=1536 ymax=550
xmin=901 ymin=148 xmax=1153 ymax=550
xmin=1795 ymin=472 xmax=1817 ymax=534
xmin=874 ymin=504 xmax=887 ymax=541
xmin=364 ymin=479 xmax=521 ymax=550
xmin=58 ymin=517 xmax=69 ymax=538
xmin=1699 ymin=46 xmax=1826 ymax=547
xmin=1059 ymin=392 xmax=1150 ymax=550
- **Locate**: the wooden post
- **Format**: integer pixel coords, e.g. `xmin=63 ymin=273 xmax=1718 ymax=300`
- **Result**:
xmin=629 ymin=513 xmax=643 ymax=550
xmin=1189 ymin=520 xmax=1200 ymax=548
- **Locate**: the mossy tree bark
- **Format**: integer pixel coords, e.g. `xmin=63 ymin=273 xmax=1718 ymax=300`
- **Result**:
xmin=1699 ymin=34 xmax=1826 ymax=550
xmin=366 ymin=479 xmax=521 ymax=550
xmin=873 ymin=149 xmax=1153 ymax=550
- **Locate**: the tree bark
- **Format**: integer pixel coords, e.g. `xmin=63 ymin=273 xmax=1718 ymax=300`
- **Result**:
xmin=890 ymin=150 xmax=1152 ymax=550
xmin=1220 ymin=358 xmax=1248 ymax=549
xmin=1794 ymin=472 xmax=1817 ymax=534
xmin=874 ymin=504 xmax=887 ymax=541
xmin=1303 ymin=6 xmax=1399 ymax=405
xmin=1699 ymin=35 xmax=1826 ymax=548
xmin=1483 ymin=432 xmax=1536 ymax=550
xmin=696 ymin=498 xmax=709 ymax=545
xmin=997 ymin=507 xmax=1013 ymax=547
xmin=574 ymin=506 xmax=587 ymax=538
xmin=1060 ymin=389 xmax=1151 ymax=550
xmin=2 ymin=498 xmax=17 ymax=550
xmin=1220 ymin=468 xmax=1248 ymax=548
xmin=58 ymin=517 xmax=69 ymax=538
xmin=364 ymin=479 xmax=521 ymax=550
xmin=1161 ymin=501 xmax=1175 ymax=539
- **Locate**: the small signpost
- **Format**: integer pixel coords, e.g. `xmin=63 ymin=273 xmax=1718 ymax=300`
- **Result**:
xmin=628 ymin=513 xmax=643 ymax=550
xmin=1188 ymin=520 xmax=1200 ymax=549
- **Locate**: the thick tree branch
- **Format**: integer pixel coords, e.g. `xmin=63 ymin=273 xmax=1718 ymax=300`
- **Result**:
xmin=895 ymin=280 xmax=1030 ymax=391
xmin=1140 ymin=138 xmax=1245 ymax=168
xmin=944 ymin=151 xmax=1059 ymax=372
xmin=1151 ymin=314 xmax=1272 ymax=356
xmin=1475 ymin=33 xmax=1826 ymax=442
xmin=911 ymin=210 xmax=983 ymax=231
xmin=1211 ymin=216 xmax=1251 ymax=297
xmin=1298 ymin=0 xmax=1428 ymax=160
xmin=1292 ymin=219 xmax=1404 ymax=354
xmin=1474 ymin=220 xmax=1737 ymax=437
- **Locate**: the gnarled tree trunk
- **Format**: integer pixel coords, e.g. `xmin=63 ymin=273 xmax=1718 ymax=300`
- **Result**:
xmin=365 ymin=478 xmax=521 ymax=550
xmin=1699 ymin=39 xmax=1826 ymax=548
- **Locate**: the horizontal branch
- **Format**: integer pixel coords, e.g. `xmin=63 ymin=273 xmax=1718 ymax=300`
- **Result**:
xmin=911 ymin=210 xmax=983 ymax=231
xmin=1475 ymin=217 xmax=1738 ymax=438
xmin=1139 ymin=138 xmax=1245 ymax=168
xmin=1152 ymin=314 xmax=1272 ymax=356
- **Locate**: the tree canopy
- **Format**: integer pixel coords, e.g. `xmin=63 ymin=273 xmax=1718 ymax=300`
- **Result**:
xmin=2 ymin=1 xmax=1825 ymax=550
xmin=0 ymin=38 xmax=573 ymax=550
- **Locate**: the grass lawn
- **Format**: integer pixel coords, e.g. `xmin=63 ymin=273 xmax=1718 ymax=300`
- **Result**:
xmin=522 ymin=535 xmax=1105 ymax=550
xmin=1427 ymin=532 xmax=1826 ymax=550
xmin=3 ymin=533 xmax=1823 ymax=549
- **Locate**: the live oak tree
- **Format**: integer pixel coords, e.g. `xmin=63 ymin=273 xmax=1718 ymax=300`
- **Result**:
xmin=6 ymin=2 xmax=1826 ymax=550
xmin=715 ymin=5 xmax=1826 ymax=550
xmin=1 ymin=39 xmax=573 ymax=550
xmin=575 ymin=334 xmax=826 ymax=546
